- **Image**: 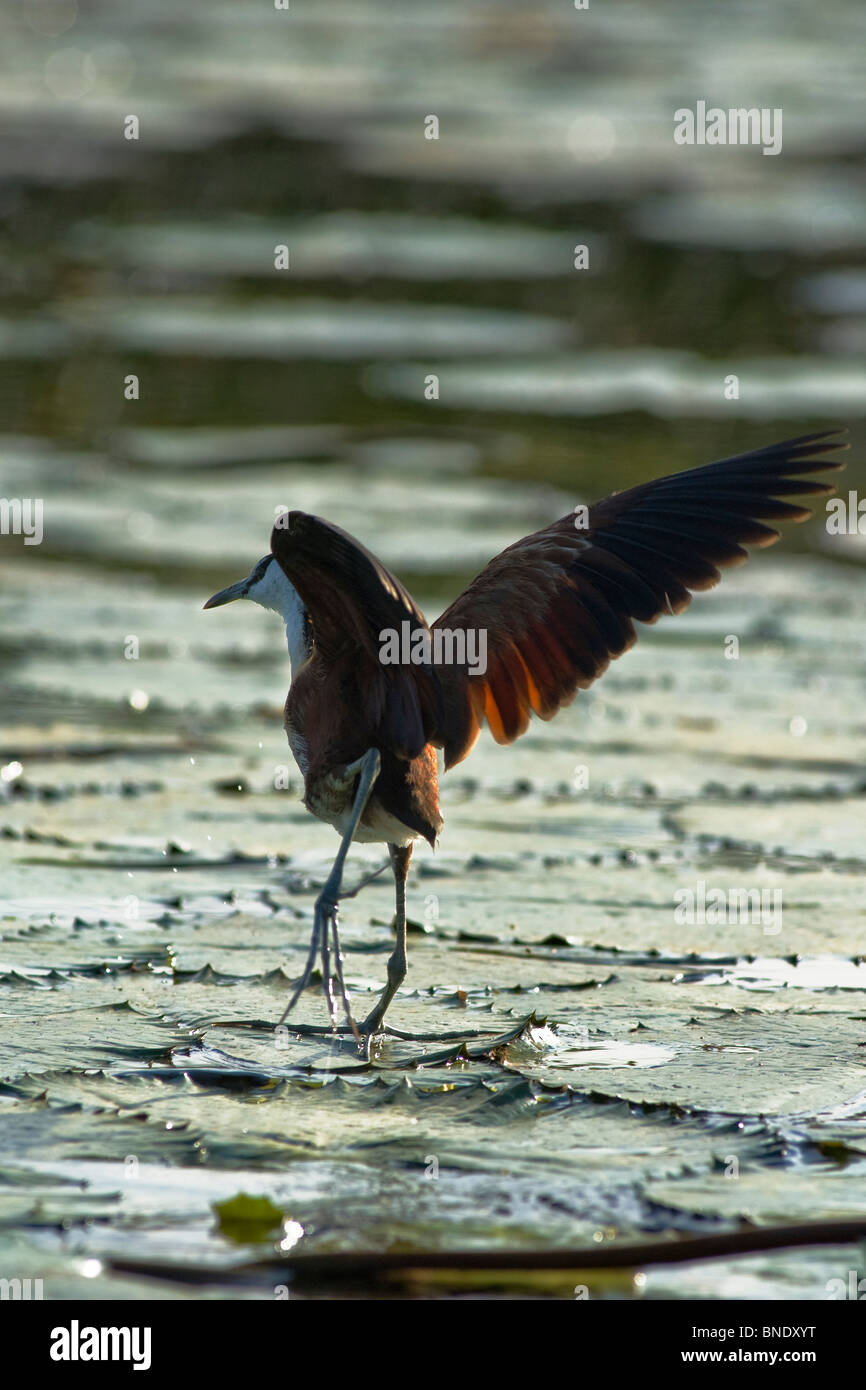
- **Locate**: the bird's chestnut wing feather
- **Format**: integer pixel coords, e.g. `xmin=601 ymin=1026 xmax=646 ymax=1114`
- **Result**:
xmin=430 ymin=429 xmax=847 ymax=769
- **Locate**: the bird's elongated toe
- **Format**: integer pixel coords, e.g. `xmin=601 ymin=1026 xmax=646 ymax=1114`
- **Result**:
xmin=279 ymin=894 xmax=360 ymax=1041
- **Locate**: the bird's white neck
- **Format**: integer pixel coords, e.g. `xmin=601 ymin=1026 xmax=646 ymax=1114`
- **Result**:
xmin=283 ymin=598 xmax=310 ymax=679
xmin=245 ymin=558 xmax=311 ymax=679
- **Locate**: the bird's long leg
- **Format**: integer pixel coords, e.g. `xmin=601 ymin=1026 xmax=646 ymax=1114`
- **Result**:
xmin=279 ymin=747 xmax=381 ymax=1030
xmin=330 ymin=913 xmax=359 ymax=1045
xmin=360 ymin=842 xmax=412 ymax=1039
xmin=320 ymin=920 xmax=335 ymax=1024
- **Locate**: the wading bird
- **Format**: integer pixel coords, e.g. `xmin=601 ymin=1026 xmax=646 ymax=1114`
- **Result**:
xmin=204 ymin=429 xmax=845 ymax=1043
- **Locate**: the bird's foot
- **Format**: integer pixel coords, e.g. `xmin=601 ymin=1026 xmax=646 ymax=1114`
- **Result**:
xmin=352 ymin=1009 xmax=390 ymax=1062
xmin=278 ymin=892 xmax=360 ymax=1044
xmin=354 ymin=940 xmax=407 ymax=1048
xmin=358 ymin=1007 xmax=387 ymax=1040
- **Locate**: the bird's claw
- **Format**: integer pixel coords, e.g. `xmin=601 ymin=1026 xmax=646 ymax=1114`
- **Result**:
xmin=357 ymin=1010 xmax=386 ymax=1041
xmin=279 ymin=892 xmax=361 ymax=1044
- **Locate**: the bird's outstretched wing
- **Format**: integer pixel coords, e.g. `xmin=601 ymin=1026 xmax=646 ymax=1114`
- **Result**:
xmin=270 ymin=510 xmax=443 ymax=760
xmin=430 ymin=429 xmax=847 ymax=769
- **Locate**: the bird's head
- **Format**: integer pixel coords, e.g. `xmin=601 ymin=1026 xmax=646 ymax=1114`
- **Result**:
xmin=204 ymin=555 xmax=311 ymax=675
xmin=203 ymin=554 xmax=293 ymax=615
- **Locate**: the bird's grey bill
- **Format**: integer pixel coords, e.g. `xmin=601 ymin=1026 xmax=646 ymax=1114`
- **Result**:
xmin=203 ymin=578 xmax=248 ymax=609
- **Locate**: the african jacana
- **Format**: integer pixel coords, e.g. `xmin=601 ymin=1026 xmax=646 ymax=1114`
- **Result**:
xmin=204 ymin=428 xmax=846 ymax=1044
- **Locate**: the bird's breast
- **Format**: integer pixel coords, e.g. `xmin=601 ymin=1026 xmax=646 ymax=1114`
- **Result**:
xmin=304 ymin=771 xmax=419 ymax=847
xmin=284 ymin=659 xmax=441 ymax=849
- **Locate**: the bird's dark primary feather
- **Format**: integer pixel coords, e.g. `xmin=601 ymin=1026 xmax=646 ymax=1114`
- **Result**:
xmin=430 ymin=429 xmax=847 ymax=768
